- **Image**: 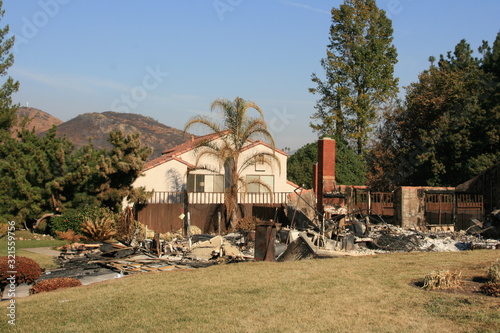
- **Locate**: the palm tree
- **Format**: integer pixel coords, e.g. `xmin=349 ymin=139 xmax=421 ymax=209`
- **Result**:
xmin=184 ymin=97 xmax=279 ymax=229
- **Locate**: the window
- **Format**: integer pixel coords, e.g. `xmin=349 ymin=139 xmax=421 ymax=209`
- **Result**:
xmin=246 ymin=175 xmax=274 ymax=193
xmin=255 ymin=155 xmax=266 ymax=171
xmin=187 ymin=174 xmax=224 ymax=193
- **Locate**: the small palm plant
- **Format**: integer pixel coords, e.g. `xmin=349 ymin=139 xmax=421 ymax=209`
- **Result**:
xmin=80 ymin=216 xmax=116 ymax=241
xmin=185 ymin=97 xmax=279 ymax=229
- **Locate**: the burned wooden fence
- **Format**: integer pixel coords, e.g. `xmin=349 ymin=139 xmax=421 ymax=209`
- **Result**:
xmin=136 ymin=191 xmax=292 ymax=234
xmin=424 ymin=192 xmax=483 ymax=231
xmin=351 ymin=190 xmax=395 ymax=217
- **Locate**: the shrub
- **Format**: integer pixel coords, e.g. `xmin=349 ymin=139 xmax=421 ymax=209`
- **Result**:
xmin=29 ymin=277 xmax=82 ymax=294
xmin=0 ymin=256 xmax=42 ymax=297
xmin=49 ymin=206 xmax=117 ymax=236
xmin=80 ymin=216 xmax=116 ymax=241
xmin=487 ymin=259 xmax=500 ymax=283
xmin=55 ymin=230 xmax=82 ymax=243
xmin=422 ymin=270 xmax=463 ymax=290
xmin=49 ymin=211 xmax=84 ymax=235
xmin=480 ymin=282 xmax=500 ymax=297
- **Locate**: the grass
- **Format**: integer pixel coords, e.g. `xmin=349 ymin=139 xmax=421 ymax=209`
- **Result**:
xmin=0 ymin=230 xmax=65 ymax=270
xmin=0 ymin=250 xmax=499 ymax=332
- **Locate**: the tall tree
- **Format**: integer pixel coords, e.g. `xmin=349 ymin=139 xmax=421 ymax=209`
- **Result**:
xmin=478 ymin=31 xmax=500 ymax=171
xmin=95 ymin=131 xmax=152 ymax=212
xmin=0 ymin=127 xmax=78 ymax=224
xmin=366 ymin=101 xmax=410 ymax=190
xmin=184 ymin=97 xmax=278 ymax=229
xmin=0 ymin=127 xmax=152 ymax=225
xmin=310 ymin=0 xmax=398 ymax=153
xmin=369 ymin=37 xmax=500 ymax=188
xmin=0 ymin=0 xmax=19 ymax=135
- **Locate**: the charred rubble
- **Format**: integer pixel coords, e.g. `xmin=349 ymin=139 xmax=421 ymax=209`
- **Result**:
xmin=45 ymin=206 xmax=499 ymax=282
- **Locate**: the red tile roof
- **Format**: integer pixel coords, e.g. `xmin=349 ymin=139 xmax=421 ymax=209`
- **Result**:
xmin=241 ymin=139 xmax=289 ymax=156
xmin=142 ymin=132 xmax=222 ymax=171
xmin=142 ymin=130 xmax=285 ymax=172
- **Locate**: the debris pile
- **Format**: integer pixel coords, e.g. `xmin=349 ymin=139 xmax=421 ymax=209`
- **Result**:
xmin=274 ymin=213 xmax=500 ymax=261
xmin=45 ymin=232 xmax=251 ymax=281
xmin=279 ymin=186 xmax=500 ymax=261
xmin=38 ymin=211 xmax=500 ymax=281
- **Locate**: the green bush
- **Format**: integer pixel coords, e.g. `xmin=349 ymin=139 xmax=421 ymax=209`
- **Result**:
xmin=49 ymin=210 xmax=85 ymax=235
xmin=49 ymin=206 xmax=117 ymax=236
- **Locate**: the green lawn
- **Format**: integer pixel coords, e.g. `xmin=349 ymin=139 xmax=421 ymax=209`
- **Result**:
xmin=1 ymin=250 xmax=499 ymax=333
xmin=0 ymin=230 xmax=65 ymax=270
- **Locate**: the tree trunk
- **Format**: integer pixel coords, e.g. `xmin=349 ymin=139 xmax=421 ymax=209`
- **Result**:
xmin=225 ymin=158 xmax=240 ymax=230
xmin=33 ymin=213 xmax=55 ymax=230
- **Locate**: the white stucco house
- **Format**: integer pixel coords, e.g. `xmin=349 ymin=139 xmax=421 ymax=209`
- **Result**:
xmin=132 ymin=132 xmax=298 ymax=204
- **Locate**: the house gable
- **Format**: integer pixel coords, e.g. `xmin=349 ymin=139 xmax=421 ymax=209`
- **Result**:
xmin=134 ymin=131 xmax=296 ymax=194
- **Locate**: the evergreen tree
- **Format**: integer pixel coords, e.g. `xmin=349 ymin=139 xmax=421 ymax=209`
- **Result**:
xmin=0 ymin=127 xmax=152 ymax=224
xmin=0 ymin=0 xmax=19 ymax=135
xmin=368 ymin=36 xmax=500 ymax=188
xmin=95 ymin=131 xmax=152 ymax=212
xmin=478 ymin=31 xmax=500 ymax=175
xmin=310 ymin=0 xmax=398 ymax=153
xmin=0 ymin=127 xmax=76 ymax=224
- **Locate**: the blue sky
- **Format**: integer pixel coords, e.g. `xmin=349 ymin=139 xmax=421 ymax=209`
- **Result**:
xmin=3 ymin=0 xmax=500 ymax=151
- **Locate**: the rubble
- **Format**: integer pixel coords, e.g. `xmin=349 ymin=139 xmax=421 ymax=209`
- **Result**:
xmin=46 ymin=231 xmax=250 ymax=280
xmin=37 ymin=211 xmax=499 ymax=281
xmin=186 ymin=235 xmax=244 ymax=261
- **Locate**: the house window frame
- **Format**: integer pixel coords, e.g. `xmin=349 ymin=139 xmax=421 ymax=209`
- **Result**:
xmin=246 ymin=175 xmax=274 ymax=193
xmin=187 ymin=174 xmax=224 ymax=193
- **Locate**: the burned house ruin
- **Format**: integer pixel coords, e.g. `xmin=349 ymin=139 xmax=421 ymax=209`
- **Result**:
xmin=312 ymin=137 xmax=490 ymax=234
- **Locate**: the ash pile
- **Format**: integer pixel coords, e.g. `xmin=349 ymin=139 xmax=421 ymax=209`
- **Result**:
xmin=273 ymin=217 xmax=500 ymax=262
xmin=276 ymin=193 xmax=500 ymax=262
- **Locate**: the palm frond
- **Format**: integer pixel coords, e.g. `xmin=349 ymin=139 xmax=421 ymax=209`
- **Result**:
xmin=238 ymin=151 xmax=281 ymax=175
xmin=243 ymin=177 xmax=274 ymax=197
xmin=242 ymin=123 xmax=275 ymax=147
xmin=184 ymin=115 xmax=222 ymax=135
xmin=185 ymin=97 xmax=278 ymax=228
xmin=188 ymin=164 xmax=220 ymax=175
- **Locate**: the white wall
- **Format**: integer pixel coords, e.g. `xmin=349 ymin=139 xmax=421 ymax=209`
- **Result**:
xmin=134 ymin=139 xmax=295 ymax=194
xmin=133 ymin=159 xmax=188 ymax=192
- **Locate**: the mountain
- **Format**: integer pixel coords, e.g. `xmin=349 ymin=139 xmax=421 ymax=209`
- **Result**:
xmin=47 ymin=111 xmax=193 ymax=160
xmin=13 ymin=107 xmax=63 ymax=134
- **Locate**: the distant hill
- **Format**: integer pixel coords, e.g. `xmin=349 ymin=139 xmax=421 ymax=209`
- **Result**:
xmin=45 ymin=111 xmax=193 ymax=160
xmin=13 ymin=107 xmax=63 ymax=134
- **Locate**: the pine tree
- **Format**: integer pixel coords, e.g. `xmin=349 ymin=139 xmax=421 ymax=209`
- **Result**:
xmin=0 ymin=0 xmax=19 ymax=135
xmin=0 ymin=127 xmax=77 ymax=224
xmin=95 ymin=131 xmax=152 ymax=211
xmin=310 ymin=0 xmax=398 ymax=154
xmin=368 ymin=36 xmax=500 ymax=188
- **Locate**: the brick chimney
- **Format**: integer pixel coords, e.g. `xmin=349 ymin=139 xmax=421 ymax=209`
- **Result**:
xmin=316 ymin=137 xmax=336 ymax=212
